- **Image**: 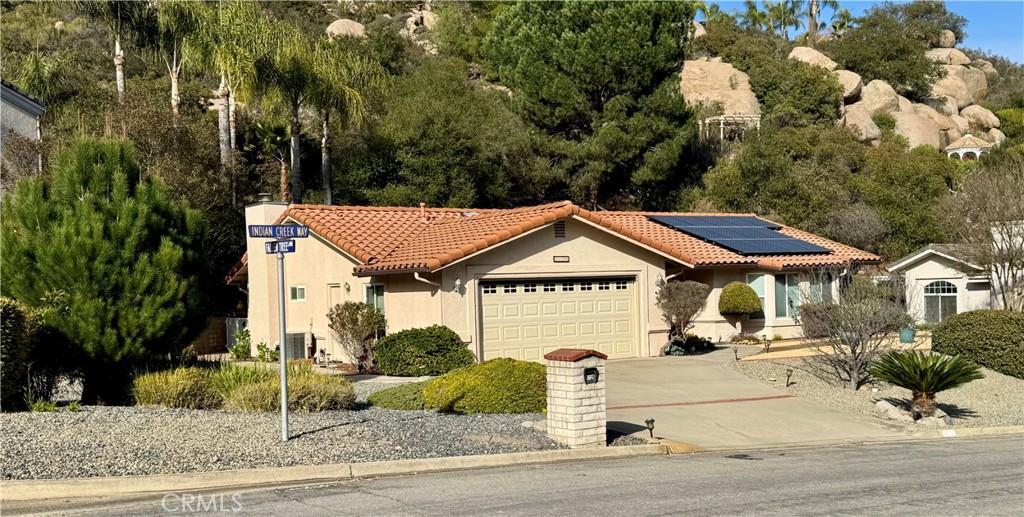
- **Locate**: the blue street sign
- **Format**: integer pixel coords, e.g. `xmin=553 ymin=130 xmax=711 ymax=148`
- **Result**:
xmin=248 ymin=224 xmax=310 ymax=239
xmin=265 ymin=240 xmax=296 ymax=254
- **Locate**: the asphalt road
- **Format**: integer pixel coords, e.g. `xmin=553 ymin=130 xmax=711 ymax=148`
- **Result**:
xmin=20 ymin=437 xmax=1024 ymax=516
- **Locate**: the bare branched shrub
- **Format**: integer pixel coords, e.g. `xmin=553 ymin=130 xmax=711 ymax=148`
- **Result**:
xmin=327 ymin=302 xmax=386 ymax=372
xmin=823 ymin=203 xmax=888 ymax=254
xmin=655 ymin=278 xmax=711 ymax=342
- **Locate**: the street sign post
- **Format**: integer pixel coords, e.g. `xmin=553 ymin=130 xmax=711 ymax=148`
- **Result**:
xmin=248 ymin=224 xmax=309 ymax=442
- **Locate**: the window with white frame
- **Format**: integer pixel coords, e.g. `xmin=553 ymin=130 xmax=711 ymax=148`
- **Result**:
xmin=561 ymin=282 xmax=574 ymax=292
xmin=503 ymin=283 xmax=517 ymax=294
xmin=289 ymin=286 xmax=306 ymax=302
xmin=364 ymin=284 xmax=384 ymax=314
xmin=598 ymin=281 xmax=610 ymax=290
xmin=924 ymin=280 xmax=957 ymax=323
xmin=543 ymin=283 xmax=556 ymax=292
xmin=809 ymin=273 xmax=833 ymax=303
xmin=746 ymin=273 xmax=765 ymax=319
xmin=523 ymin=283 xmax=537 ymax=293
xmin=482 ymin=284 xmax=497 ymax=294
xmin=580 ymin=281 xmax=593 ymax=291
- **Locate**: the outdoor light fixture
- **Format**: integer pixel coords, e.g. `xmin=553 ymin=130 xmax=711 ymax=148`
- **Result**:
xmin=763 ymin=336 xmax=771 ymax=353
xmin=584 ymin=367 xmax=600 ymax=385
xmin=645 ymin=418 xmax=655 ymax=438
xmin=733 ymin=348 xmax=739 ymax=361
xmin=785 ymin=368 xmax=794 ymax=387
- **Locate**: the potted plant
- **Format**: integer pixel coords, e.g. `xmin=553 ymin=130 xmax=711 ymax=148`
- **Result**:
xmin=718 ymin=281 xmax=763 ymax=334
xmin=899 ymin=322 xmax=917 ymax=344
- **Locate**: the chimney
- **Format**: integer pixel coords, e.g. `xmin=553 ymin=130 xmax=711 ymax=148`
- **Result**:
xmin=258 ymin=192 xmax=273 ymax=203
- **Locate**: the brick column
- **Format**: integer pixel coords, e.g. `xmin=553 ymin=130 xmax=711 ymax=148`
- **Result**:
xmin=544 ymin=348 xmax=607 ymax=449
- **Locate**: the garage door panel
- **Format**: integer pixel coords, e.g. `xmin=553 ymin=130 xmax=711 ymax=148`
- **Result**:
xmin=481 ymin=278 xmax=636 ymax=361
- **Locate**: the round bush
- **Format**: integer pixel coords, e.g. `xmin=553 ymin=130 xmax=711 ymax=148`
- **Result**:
xmin=375 ymin=325 xmax=475 ymax=376
xmin=367 ymin=381 xmax=430 ymax=410
xmin=932 ymin=310 xmax=1024 ymax=379
xmin=719 ymin=282 xmax=762 ymax=315
xmin=132 ymin=368 xmax=221 ymax=409
xmin=423 ymin=358 xmax=545 ymax=414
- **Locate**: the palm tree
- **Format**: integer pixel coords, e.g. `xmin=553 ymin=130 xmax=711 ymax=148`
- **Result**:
xmin=696 ymin=2 xmax=729 ymax=23
xmin=738 ymin=0 xmax=768 ymax=31
xmin=870 ymin=351 xmax=983 ymax=418
xmin=769 ymin=0 xmax=801 ymax=39
xmin=805 ymin=0 xmax=839 ymax=42
xmin=69 ymin=1 xmax=153 ymax=103
xmin=153 ymin=0 xmax=206 ymax=116
xmin=830 ymin=8 xmax=855 ymax=38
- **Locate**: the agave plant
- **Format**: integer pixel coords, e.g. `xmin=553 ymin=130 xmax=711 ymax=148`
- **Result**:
xmin=870 ymin=351 xmax=983 ymax=418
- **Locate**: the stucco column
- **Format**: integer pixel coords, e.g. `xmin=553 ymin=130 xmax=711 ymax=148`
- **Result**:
xmin=544 ymin=348 xmax=607 ymax=449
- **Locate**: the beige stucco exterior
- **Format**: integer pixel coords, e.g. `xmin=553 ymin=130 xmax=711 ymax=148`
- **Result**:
xmin=243 ymin=202 xmax=838 ymax=362
xmin=892 ymin=252 xmax=992 ymax=323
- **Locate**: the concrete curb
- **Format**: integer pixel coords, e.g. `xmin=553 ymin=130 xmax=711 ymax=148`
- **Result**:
xmin=0 ymin=444 xmax=669 ymax=503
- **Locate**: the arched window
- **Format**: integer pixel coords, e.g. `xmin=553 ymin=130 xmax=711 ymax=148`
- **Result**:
xmin=923 ymin=281 xmax=957 ymax=323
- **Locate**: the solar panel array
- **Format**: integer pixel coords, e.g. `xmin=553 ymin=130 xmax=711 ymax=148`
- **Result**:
xmin=648 ymin=215 xmax=832 ymax=256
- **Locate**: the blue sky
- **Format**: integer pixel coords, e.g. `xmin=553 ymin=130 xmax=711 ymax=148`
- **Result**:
xmin=706 ymin=1 xmax=1024 ymax=63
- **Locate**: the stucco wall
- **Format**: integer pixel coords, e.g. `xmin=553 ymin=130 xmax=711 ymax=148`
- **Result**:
xmin=1 ymin=98 xmax=41 ymax=141
xmin=899 ymin=254 xmax=992 ymax=322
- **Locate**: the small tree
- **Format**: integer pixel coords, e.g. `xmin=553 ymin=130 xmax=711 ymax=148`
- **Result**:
xmin=719 ymin=281 xmax=762 ymax=334
xmin=327 ymin=302 xmax=385 ymax=372
xmin=870 ymin=350 xmax=983 ymax=418
xmin=655 ymin=278 xmax=710 ymax=343
xmin=798 ymin=274 xmax=913 ymax=390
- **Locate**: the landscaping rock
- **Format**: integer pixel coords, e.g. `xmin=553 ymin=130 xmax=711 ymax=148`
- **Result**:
xmin=924 ymin=95 xmax=959 ymax=117
xmin=838 ymin=102 xmax=881 ymax=142
xmin=788 ymin=46 xmax=837 ymax=70
xmin=925 ymin=48 xmax=971 ymax=66
xmin=859 ymin=80 xmax=899 ymax=115
xmin=916 ymin=416 xmax=949 ymax=428
xmin=892 ymin=111 xmax=942 ymax=149
xmin=680 ymin=60 xmax=761 ymax=115
xmin=874 ymin=400 xmax=913 ymax=423
xmin=937 ymin=29 xmax=956 ymax=48
xmin=325 ymin=18 xmax=366 ymax=39
xmin=834 ymin=70 xmax=863 ymax=102
xmin=931 ymin=69 xmax=974 ymax=109
xmin=970 ymin=59 xmax=999 ymax=81
xmin=960 ymin=104 xmax=1000 ymax=129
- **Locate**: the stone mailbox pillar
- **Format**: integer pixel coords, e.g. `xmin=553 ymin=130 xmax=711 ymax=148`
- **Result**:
xmin=543 ymin=348 xmax=607 ymax=448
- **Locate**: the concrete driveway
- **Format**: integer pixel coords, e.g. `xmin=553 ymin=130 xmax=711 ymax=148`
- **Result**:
xmin=607 ymin=347 xmax=905 ymax=448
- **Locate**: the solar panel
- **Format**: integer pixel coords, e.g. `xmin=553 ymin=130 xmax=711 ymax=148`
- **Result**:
xmin=648 ymin=215 xmax=831 ymax=256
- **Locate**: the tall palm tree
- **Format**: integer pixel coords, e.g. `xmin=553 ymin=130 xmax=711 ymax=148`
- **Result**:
xmin=830 ymin=8 xmax=855 ymax=38
xmin=696 ymin=2 xmax=729 ymax=23
xmin=738 ymin=0 xmax=768 ymax=31
xmin=153 ymin=0 xmax=205 ymax=116
xmin=805 ymin=0 xmax=839 ymax=42
xmin=69 ymin=0 xmax=153 ymax=103
xmin=768 ymin=0 xmax=801 ymax=39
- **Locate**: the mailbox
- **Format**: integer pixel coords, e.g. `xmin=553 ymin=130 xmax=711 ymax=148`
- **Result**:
xmin=584 ymin=367 xmax=600 ymax=384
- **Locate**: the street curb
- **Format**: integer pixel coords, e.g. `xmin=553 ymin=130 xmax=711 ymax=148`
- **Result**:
xmin=0 ymin=444 xmax=669 ymax=503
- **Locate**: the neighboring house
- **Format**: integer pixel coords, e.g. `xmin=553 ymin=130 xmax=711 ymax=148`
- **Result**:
xmin=228 ymin=199 xmax=879 ymax=363
xmin=886 ymin=244 xmax=994 ymax=325
xmin=1 ymin=79 xmax=44 ymax=157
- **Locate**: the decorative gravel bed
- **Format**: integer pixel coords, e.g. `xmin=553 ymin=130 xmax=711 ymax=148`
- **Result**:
xmin=735 ymin=359 xmax=1024 ymax=428
xmin=1 ymin=379 xmax=562 ymax=480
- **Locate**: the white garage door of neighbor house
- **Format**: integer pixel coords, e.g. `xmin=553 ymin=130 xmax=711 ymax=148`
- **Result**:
xmin=480 ymin=278 xmax=637 ymax=362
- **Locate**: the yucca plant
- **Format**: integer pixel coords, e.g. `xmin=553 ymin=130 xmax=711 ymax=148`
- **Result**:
xmin=870 ymin=351 xmax=983 ymax=418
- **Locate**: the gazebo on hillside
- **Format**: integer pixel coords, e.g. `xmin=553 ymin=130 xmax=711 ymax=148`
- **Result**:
xmin=945 ymin=134 xmax=994 ymax=160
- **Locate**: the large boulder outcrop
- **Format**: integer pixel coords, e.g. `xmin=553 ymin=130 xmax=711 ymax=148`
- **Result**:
xmin=931 ymin=68 xmax=974 ymax=109
xmin=788 ymin=46 xmax=837 ymax=70
xmin=960 ymin=105 xmax=1000 ymax=129
xmin=925 ymin=48 xmax=971 ymax=66
xmin=950 ymin=114 xmax=971 ymax=134
xmin=988 ymin=128 xmax=1007 ymax=146
xmin=924 ymin=95 xmax=959 ymax=117
xmin=680 ymin=60 xmax=761 ymax=115
xmin=859 ymin=80 xmax=899 ymax=115
xmin=941 ymin=127 xmax=962 ymax=149
xmin=914 ymin=103 xmax=956 ymax=131
xmin=691 ymin=21 xmax=706 ymax=39
xmin=892 ymin=111 xmax=942 ymax=150
xmin=897 ymin=95 xmax=913 ymax=113
xmin=834 ymin=70 xmax=862 ymax=101
xmin=971 ymin=59 xmax=999 ymax=81
xmin=945 ymin=65 xmax=988 ymax=102
xmin=937 ymin=29 xmax=956 ymax=48
xmin=838 ymin=103 xmax=881 ymax=142
xmin=326 ymin=18 xmax=366 ymax=38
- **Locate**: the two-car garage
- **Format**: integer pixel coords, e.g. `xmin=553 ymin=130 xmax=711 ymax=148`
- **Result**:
xmin=479 ymin=277 xmax=638 ymax=361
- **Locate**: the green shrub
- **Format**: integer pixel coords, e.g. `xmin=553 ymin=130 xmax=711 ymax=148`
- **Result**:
xmin=208 ymin=363 xmax=272 ymax=398
xmin=665 ymin=335 xmax=715 ymax=356
xmin=229 ymin=329 xmax=252 ymax=360
xmin=132 ymin=368 xmax=221 ymax=409
xmin=256 ymin=342 xmax=279 ymax=362
xmin=288 ymin=375 xmax=357 ymax=411
xmin=719 ymin=282 xmax=762 ymax=315
xmin=798 ymin=302 xmax=839 ymax=338
xmin=932 ymin=310 xmax=1024 ymax=379
xmin=367 ymin=381 xmax=430 ymax=410
xmin=375 ymin=325 xmax=475 ymax=376
xmin=423 ymin=359 xmax=545 ymax=414
xmin=30 ymin=400 xmax=57 ymax=412
xmin=224 ymin=380 xmax=280 ymax=411
xmin=870 ymin=350 xmax=983 ymax=417
xmin=66 ymin=401 xmax=81 ymax=412
xmin=1 ymin=298 xmax=32 ymax=411
xmin=872 ymin=113 xmax=896 ymax=131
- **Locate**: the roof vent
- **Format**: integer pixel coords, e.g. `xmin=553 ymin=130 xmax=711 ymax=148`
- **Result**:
xmin=553 ymin=220 xmax=566 ymax=238
xmin=257 ymin=192 xmax=273 ymax=203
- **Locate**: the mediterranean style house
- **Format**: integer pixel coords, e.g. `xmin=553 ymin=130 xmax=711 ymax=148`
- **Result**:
xmin=228 ymin=198 xmax=879 ymax=363
xmin=886 ymin=244 xmax=995 ymax=325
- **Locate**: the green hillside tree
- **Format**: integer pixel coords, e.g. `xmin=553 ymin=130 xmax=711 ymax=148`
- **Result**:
xmin=1 ymin=139 xmax=207 ymax=404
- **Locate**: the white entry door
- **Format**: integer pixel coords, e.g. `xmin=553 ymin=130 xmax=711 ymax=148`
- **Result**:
xmin=480 ymin=278 xmax=637 ymax=362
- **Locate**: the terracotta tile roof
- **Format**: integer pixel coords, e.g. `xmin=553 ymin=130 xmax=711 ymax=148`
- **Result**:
xmin=243 ymin=201 xmax=879 ymax=279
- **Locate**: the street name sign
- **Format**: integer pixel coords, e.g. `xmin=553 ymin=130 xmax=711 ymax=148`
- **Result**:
xmin=265 ymin=240 xmax=296 ymax=254
xmin=248 ymin=225 xmax=310 ymax=239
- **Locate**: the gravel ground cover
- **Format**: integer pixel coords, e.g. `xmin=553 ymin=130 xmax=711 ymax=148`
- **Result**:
xmin=736 ymin=359 xmax=1024 ymax=428
xmin=1 ymin=379 xmax=561 ymax=480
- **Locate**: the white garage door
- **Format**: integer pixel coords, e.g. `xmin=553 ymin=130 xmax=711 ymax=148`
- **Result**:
xmin=480 ymin=278 xmax=637 ymax=362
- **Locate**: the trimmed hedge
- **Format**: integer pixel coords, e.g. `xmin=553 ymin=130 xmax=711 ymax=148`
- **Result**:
xmin=375 ymin=325 xmax=475 ymax=376
xmin=719 ymin=282 xmax=762 ymax=315
xmin=423 ymin=358 xmax=546 ymax=414
xmin=932 ymin=310 xmax=1024 ymax=379
xmin=367 ymin=381 xmax=430 ymax=410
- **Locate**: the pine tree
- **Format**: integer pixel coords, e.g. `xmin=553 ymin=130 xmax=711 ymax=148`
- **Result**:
xmin=1 ymin=139 xmax=207 ymax=403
